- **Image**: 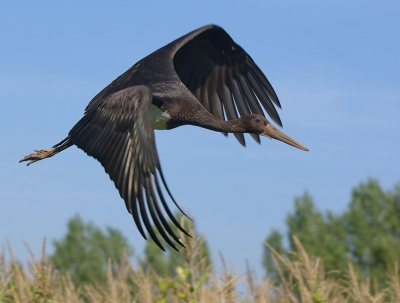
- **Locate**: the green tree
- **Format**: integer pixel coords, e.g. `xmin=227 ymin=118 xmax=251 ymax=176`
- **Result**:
xmin=142 ymin=213 xmax=211 ymax=277
xmin=345 ymin=180 xmax=400 ymax=284
xmin=50 ymin=215 xmax=133 ymax=287
xmin=263 ymin=179 xmax=400 ymax=289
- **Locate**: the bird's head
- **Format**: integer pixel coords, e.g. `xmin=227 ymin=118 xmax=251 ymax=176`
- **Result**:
xmin=242 ymin=114 xmax=309 ymax=151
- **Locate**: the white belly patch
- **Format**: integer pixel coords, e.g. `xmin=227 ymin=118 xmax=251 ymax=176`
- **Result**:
xmin=151 ymin=105 xmax=171 ymax=130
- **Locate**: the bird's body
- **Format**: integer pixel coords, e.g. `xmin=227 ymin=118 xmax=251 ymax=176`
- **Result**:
xmin=20 ymin=25 xmax=308 ymax=251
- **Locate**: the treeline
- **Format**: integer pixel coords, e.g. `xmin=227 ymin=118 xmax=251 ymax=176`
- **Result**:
xmin=264 ymin=179 xmax=400 ymax=290
xmin=1 ymin=179 xmax=400 ymax=302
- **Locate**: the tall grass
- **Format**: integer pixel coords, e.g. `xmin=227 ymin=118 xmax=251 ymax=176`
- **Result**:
xmin=1 ymin=223 xmax=399 ymax=302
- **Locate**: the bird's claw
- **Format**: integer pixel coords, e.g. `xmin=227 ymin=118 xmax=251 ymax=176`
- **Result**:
xmin=19 ymin=149 xmax=55 ymax=166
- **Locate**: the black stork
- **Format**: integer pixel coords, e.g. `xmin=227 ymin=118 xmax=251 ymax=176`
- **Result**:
xmin=20 ymin=25 xmax=308 ymax=251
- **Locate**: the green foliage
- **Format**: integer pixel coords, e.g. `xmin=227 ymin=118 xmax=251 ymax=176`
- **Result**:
xmin=142 ymin=213 xmax=211 ymax=277
xmin=263 ymin=179 xmax=400 ymax=289
xmin=50 ymin=215 xmax=133 ymax=287
xmin=286 ymin=192 xmax=349 ymax=274
xmin=345 ymin=180 xmax=400 ymax=284
xmin=155 ymin=266 xmax=208 ymax=303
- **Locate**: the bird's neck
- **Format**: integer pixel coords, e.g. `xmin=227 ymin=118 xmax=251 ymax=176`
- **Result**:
xmin=203 ymin=118 xmax=246 ymax=133
xmin=185 ymin=109 xmax=246 ymax=134
xmin=161 ymin=99 xmax=246 ymax=133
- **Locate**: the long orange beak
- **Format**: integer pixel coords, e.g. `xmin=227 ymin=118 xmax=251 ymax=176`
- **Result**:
xmin=261 ymin=124 xmax=309 ymax=151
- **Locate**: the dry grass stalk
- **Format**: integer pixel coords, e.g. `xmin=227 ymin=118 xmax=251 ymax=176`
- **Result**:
xmin=265 ymin=236 xmax=347 ymax=303
xmin=387 ymin=262 xmax=400 ymax=302
xmin=342 ymin=262 xmax=388 ymax=303
xmin=1 ymin=233 xmax=400 ymax=302
xmin=244 ymin=261 xmax=277 ymax=303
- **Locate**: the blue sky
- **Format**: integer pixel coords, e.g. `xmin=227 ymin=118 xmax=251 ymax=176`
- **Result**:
xmin=1 ymin=1 xmax=399 ymax=276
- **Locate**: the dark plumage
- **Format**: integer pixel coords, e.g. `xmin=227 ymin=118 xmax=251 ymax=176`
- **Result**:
xmin=20 ymin=25 xmax=308 ymax=251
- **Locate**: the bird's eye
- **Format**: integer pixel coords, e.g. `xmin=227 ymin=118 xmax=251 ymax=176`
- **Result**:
xmin=255 ymin=117 xmax=261 ymax=123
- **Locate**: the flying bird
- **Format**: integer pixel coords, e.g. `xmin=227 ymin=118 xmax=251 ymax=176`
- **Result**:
xmin=20 ymin=25 xmax=308 ymax=251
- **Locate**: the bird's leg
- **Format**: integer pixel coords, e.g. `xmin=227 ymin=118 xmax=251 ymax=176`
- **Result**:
xmin=19 ymin=149 xmax=59 ymax=166
xmin=20 ymin=137 xmax=72 ymax=166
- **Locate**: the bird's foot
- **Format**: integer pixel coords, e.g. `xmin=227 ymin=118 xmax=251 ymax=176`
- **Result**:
xmin=19 ymin=149 xmax=56 ymax=166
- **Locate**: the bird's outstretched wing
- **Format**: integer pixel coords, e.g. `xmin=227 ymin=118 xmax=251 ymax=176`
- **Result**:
xmin=68 ymin=85 xmax=188 ymax=251
xmin=173 ymin=25 xmax=281 ymax=146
